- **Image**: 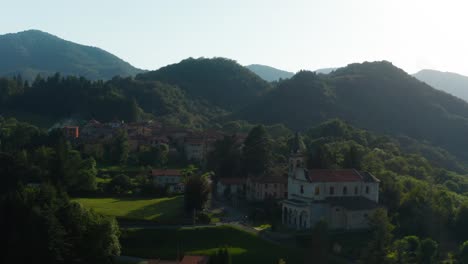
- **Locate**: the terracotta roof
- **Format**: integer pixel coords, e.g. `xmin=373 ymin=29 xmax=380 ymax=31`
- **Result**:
xmin=180 ymin=256 xmax=209 ymax=264
xmin=306 ymin=169 xmax=365 ymax=182
xmin=219 ymin=178 xmax=245 ymax=185
xmin=151 ymin=169 xmax=182 ymax=177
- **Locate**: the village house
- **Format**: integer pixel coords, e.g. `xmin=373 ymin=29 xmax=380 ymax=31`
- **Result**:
xmin=216 ymin=178 xmax=246 ymax=198
xmin=152 ymin=169 xmax=185 ymax=193
xmin=81 ymin=119 xmax=118 ymax=140
xmin=62 ymin=126 xmax=79 ymax=139
xmin=246 ymin=169 xmax=288 ymax=201
xmin=184 ymin=137 xmax=205 ymax=161
xmin=282 ymin=136 xmax=380 ymax=230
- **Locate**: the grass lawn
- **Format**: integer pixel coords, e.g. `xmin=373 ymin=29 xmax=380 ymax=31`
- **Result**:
xmin=73 ymin=196 xmax=184 ymax=223
xmin=120 ymin=225 xmax=304 ymax=264
xmin=95 ymin=177 xmax=111 ymax=184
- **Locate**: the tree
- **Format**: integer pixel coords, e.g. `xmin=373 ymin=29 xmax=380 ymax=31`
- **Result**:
xmin=242 ymin=125 xmax=272 ymax=175
xmin=184 ymin=173 xmax=211 ymax=212
xmin=455 ymin=202 xmax=468 ymax=241
xmin=108 ymin=174 xmax=132 ymax=195
xmin=388 ymin=236 xmax=420 ymax=264
xmin=459 ymin=241 xmax=468 ymax=264
xmin=0 ymin=156 xmax=120 ymax=264
xmin=362 ymin=208 xmax=394 ymax=263
xmin=207 ymin=135 xmax=242 ymax=178
xmin=138 ymin=144 xmax=169 ymax=166
xmin=420 ymin=238 xmax=438 ymax=264
xmin=107 ymin=129 xmax=129 ymax=165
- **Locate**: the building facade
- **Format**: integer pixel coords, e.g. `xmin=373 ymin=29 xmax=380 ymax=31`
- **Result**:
xmin=282 ymin=151 xmax=380 ymax=230
xmin=152 ymin=169 xmax=185 ymax=193
xmin=216 ymin=178 xmax=246 ymax=198
xmin=246 ymin=170 xmax=288 ymax=201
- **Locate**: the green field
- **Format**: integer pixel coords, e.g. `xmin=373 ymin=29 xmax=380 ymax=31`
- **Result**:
xmin=73 ymin=196 xmax=184 ymax=223
xmin=120 ymin=226 xmax=304 ymax=264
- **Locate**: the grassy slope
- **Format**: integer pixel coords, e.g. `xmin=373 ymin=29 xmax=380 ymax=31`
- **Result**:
xmin=73 ymin=196 xmax=184 ymax=223
xmin=120 ymin=226 xmax=304 ymax=264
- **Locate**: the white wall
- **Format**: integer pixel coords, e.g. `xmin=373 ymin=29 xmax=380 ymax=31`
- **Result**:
xmin=288 ymin=175 xmax=372 ymax=201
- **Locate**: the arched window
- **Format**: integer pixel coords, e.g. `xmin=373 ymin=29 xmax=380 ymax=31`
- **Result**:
xmin=365 ymin=186 xmax=370 ymax=194
xmin=315 ymin=186 xmax=320 ymax=195
xmin=329 ymin=186 xmax=334 ymax=195
xmin=354 ymin=186 xmax=358 ymax=195
xmin=343 ymin=186 xmax=347 ymax=195
xmin=300 ymin=185 xmax=304 ymax=194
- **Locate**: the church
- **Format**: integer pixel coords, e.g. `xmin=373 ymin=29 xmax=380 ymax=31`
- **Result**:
xmin=282 ymin=137 xmax=380 ymax=230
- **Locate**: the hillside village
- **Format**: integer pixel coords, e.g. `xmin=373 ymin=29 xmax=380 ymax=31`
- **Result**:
xmin=5 ymin=15 xmax=468 ymax=262
xmin=62 ymin=120 xmax=381 ymax=232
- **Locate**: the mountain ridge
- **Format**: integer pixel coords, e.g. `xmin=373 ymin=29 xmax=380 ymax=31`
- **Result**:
xmin=413 ymin=69 xmax=468 ymax=102
xmin=0 ymin=29 xmax=143 ymax=80
xmin=246 ymin=64 xmax=295 ymax=82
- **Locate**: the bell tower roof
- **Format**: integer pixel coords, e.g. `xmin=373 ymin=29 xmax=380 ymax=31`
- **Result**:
xmin=290 ymin=132 xmax=305 ymax=155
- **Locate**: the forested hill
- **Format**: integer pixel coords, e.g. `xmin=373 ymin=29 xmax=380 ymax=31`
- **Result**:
xmin=413 ymin=69 xmax=468 ymax=102
xmin=136 ymin=58 xmax=272 ymax=110
xmin=246 ymin=64 xmax=295 ymax=82
xmin=237 ymin=61 xmax=468 ymax=160
xmin=0 ymin=30 xmax=143 ymax=80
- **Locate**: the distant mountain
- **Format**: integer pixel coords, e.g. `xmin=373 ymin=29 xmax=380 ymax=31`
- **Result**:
xmin=314 ymin=67 xmax=338 ymax=74
xmin=237 ymin=61 xmax=468 ymax=160
xmin=413 ymin=69 xmax=468 ymax=102
xmin=137 ymin=58 xmax=272 ymax=111
xmin=246 ymin=64 xmax=294 ymax=82
xmin=0 ymin=30 xmax=143 ymax=80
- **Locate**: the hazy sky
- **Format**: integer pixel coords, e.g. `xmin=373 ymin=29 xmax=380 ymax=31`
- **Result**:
xmin=2 ymin=0 xmax=468 ymax=75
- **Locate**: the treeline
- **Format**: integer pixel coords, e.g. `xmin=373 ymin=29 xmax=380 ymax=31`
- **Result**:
xmin=0 ymin=73 xmax=223 ymax=128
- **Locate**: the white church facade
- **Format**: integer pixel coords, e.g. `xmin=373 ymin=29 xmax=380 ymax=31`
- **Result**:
xmin=282 ymin=151 xmax=380 ymax=230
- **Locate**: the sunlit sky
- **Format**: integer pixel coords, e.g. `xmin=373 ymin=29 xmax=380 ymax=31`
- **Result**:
xmin=2 ymin=0 xmax=468 ymax=75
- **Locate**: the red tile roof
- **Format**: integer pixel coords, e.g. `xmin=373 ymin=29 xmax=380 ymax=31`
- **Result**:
xmin=307 ymin=169 xmax=363 ymax=182
xmin=180 ymin=256 xmax=209 ymax=264
xmin=151 ymin=169 xmax=182 ymax=177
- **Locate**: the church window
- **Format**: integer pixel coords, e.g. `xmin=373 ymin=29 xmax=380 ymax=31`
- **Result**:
xmin=365 ymin=186 xmax=370 ymax=194
xmin=330 ymin=186 xmax=335 ymax=195
xmin=300 ymin=185 xmax=304 ymax=194
xmin=343 ymin=186 xmax=348 ymax=195
xmin=315 ymin=186 xmax=320 ymax=195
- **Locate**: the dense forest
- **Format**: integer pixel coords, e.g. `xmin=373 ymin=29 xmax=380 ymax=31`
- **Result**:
xmin=3 ymin=59 xmax=468 ymax=167
xmin=238 ymin=61 xmax=468 ymax=163
xmin=0 ymin=74 xmax=225 ymax=129
xmin=136 ymin=57 xmax=272 ymax=111
xmin=0 ymin=117 xmax=120 ymax=263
